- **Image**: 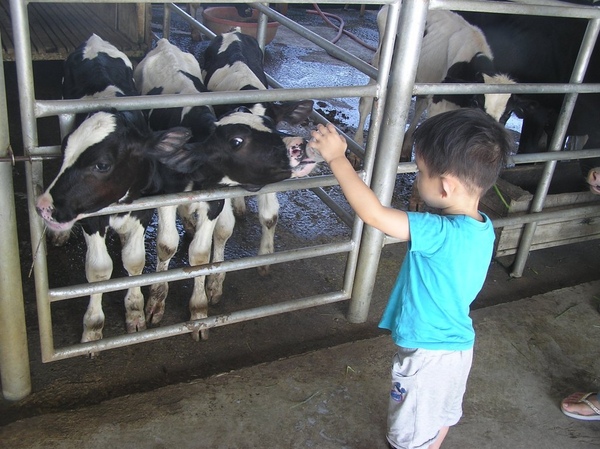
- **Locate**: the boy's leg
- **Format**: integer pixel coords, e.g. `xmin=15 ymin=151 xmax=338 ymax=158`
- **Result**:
xmin=428 ymin=426 xmax=449 ymax=449
xmin=386 ymin=348 xmax=472 ymax=449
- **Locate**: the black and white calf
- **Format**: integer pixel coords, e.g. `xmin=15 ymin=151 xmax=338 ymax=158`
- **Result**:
xmin=355 ymin=7 xmax=515 ymax=161
xmin=457 ymin=10 xmax=600 ymax=194
xmin=36 ymin=36 xmax=319 ymax=346
xmin=202 ymin=29 xmax=315 ymax=275
xmin=36 ymin=34 xmax=154 ymax=346
xmin=132 ymin=38 xmax=320 ymax=338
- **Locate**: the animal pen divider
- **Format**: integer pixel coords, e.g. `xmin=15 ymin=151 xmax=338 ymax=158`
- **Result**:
xmin=1 ymin=0 xmax=600 ymax=401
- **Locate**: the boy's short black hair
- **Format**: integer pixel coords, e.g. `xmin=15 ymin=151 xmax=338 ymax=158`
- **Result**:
xmin=413 ymin=108 xmax=513 ymax=194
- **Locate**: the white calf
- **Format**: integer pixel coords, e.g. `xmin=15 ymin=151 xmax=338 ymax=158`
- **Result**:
xmin=355 ymin=7 xmax=515 ymax=161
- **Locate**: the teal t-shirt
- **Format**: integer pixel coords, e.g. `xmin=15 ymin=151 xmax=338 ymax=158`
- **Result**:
xmin=379 ymin=211 xmax=495 ymax=350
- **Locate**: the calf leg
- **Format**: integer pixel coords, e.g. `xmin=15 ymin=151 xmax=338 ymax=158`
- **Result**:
xmin=207 ymin=199 xmax=234 ymax=304
xmin=81 ymin=231 xmax=112 ymax=348
xmin=112 ymin=215 xmax=147 ymax=334
xmin=256 ymin=192 xmax=279 ymax=276
xmin=401 ymin=97 xmax=428 ymax=161
xmin=146 ymin=206 xmax=179 ymax=324
xmin=188 ymin=202 xmax=217 ymax=341
xmin=355 ymin=93 xmax=374 ymax=148
xmin=177 ymin=203 xmax=197 ymax=236
xmin=231 ymin=196 xmax=247 ymax=217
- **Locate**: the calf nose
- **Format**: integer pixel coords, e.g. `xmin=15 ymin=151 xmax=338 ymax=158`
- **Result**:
xmin=304 ymin=143 xmax=324 ymax=163
xmin=35 ymin=194 xmax=56 ymax=222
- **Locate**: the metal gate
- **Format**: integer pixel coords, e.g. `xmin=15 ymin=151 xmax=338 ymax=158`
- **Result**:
xmin=1 ymin=0 xmax=599 ymax=400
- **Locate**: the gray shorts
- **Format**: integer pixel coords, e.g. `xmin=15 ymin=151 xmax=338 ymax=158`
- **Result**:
xmin=386 ymin=346 xmax=473 ymax=449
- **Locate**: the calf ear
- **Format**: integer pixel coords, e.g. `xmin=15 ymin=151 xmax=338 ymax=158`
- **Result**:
xmin=506 ymin=95 xmax=540 ymax=119
xmin=146 ymin=127 xmax=200 ymax=172
xmin=271 ymin=100 xmax=314 ymax=125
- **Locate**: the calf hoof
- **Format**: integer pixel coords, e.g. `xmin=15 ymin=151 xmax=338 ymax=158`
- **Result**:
xmin=145 ymin=299 xmax=166 ymax=325
xmin=126 ymin=313 xmax=147 ymax=333
xmin=191 ymin=328 xmax=209 ymax=341
xmin=257 ymin=265 xmax=270 ymax=277
xmin=81 ymin=329 xmax=103 ymax=358
xmin=207 ymin=275 xmax=224 ymax=304
xmin=209 ymin=293 xmax=222 ymax=305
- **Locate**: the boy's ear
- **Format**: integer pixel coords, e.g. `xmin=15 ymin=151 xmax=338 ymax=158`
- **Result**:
xmin=440 ymin=175 xmax=458 ymax=198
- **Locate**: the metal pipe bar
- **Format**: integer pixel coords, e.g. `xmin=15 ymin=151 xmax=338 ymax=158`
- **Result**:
xmin=431 ymin=0 xmax=600 ymax=19
xmin=48 ymin=241 xmax=353 ymax=301
xmin=0 ymin=30 xmax=31 ymax=401
xmin=349 ymin=0 xmax=428 ymax=323
xmin=167 ymin=3 xmax=215 ymax=39
xmin=21 ymin=0 xmax=600 ymax=20
xmin=360 ymin=0 xmax=400 ymax=174
xmin=255 ymin=3 xmax=269 ymax=49
xmin=8 ymin=147 xmax=600 ymax=167
xmin=69 ymin=174 xmax=340 ymax=219
xmin=252 ymin=3 xmax=378 ymax=79
xmin=383 ymin=203 xmax=600 ymax=245
xmin=32 ymin=81 xmax=600 ymax=120
xmin=309 ymin=187 xmax=354 ymax=228
xmin=162 ymin=2 xmax=171 ymax=40
xmin=47 ymin=290 xmax=350 ymax=361
xmin=413 ymin=82 xmax=600 ymax=95
xmin=492 ymin=204 xmax=600 ymax=228
xmin=510 ymin=149 xmax=600 ymax=165
xmin=34 ymin=85 xmax=378 ymax=118
xmin=10 ymin=0 xmax=57 ymax=366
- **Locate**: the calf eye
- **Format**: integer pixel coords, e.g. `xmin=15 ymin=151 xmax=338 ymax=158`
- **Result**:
xmin=229 ymin=137 xmax=244 ymax=149
xmin=94 ymin=162 xmax=111 ymax=173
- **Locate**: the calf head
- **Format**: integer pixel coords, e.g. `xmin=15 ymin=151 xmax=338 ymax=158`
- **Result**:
xmin=587 ymin=165 xmax=600 ymax=195
xmin=431 ymin=54 xmax=515 ymax=122
xmin=63 ymin=34 xmax=137 ymax=100
xmin=36 ymin=111 xmax=190 ymax=232
xmin=202 ymin=30 xmax=314 ymax=126
xmin=146 ymin=109 xmax=320 ymax=191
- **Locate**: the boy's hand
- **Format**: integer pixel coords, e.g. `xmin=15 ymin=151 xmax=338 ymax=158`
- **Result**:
xmin=310 ymin=124 xmax=348 ymax=165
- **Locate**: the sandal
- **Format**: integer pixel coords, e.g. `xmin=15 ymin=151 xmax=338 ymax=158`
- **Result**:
xmin=561 ymin=392 xmax=600 ymax=421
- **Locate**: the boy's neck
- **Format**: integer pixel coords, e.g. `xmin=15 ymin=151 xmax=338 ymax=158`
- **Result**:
xmin=440 ymin=196 xmax=483 ymax=221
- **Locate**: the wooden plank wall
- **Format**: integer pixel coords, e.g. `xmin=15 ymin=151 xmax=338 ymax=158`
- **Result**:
xmin=0 ymin=1 xmax=150 ymax=61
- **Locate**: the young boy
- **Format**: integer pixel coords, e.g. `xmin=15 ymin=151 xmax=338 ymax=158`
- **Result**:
xmin=309 ymin=108 xmax=512 ymax=449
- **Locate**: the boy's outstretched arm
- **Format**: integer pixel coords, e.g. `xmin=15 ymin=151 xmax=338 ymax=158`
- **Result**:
xmin=310 ymin=124 xmax=410 ymax=241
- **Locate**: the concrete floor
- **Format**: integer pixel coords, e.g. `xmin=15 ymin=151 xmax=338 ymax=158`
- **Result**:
xmin=1 ymin=281 xmax=599 ymax=449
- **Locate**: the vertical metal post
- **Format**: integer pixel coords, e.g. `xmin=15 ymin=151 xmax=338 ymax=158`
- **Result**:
xmin=11 ymin=0 xmax=56 ymax=362
xmin=510 ymin=18 xmax=600 ymax=277
xmin=256 ymin=3 xmax=269 ymax=50
xmin=0 ymin=30 xmax=31 ymax=401
xmin=163 ymin=3 xmax=171 ymax=40
xmin=348 ymin=0 xmax=429 ymax=323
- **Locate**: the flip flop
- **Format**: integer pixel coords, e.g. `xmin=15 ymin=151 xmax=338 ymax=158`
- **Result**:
xmin=561 ymin=392 xmax=600 ymax=421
